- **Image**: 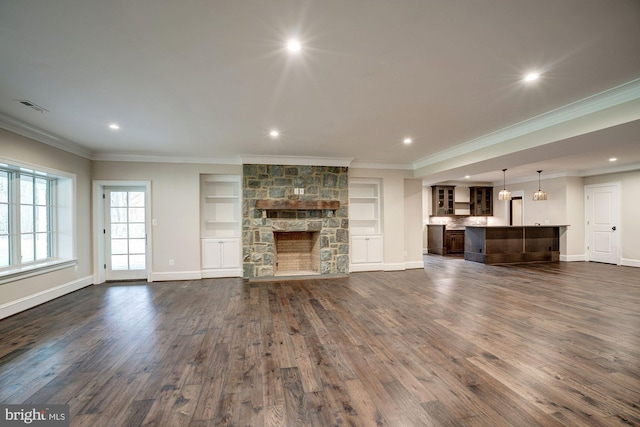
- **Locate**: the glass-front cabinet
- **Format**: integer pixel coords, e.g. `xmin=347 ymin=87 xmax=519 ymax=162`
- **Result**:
xmin=470 ymin=187 xmax=493 ymax=216
xmin=432 ymin=185 xmax=455 ymax=216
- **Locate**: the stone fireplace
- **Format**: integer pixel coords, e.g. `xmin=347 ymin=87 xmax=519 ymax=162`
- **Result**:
xmin=242 ymin=164 xmax=349 ymax=279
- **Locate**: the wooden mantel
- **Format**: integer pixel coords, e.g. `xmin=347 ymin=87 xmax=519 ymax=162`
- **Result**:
xmin=255 ymin=199 xmax=340 ymax=210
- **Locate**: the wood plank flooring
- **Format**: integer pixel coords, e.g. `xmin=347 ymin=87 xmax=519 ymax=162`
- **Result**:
xmin=1 ymin=256 xmax=639 ymax=426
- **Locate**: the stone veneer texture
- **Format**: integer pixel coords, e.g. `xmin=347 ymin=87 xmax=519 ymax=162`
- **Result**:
xmin=242 ymin=164 xmax=349 ymax=278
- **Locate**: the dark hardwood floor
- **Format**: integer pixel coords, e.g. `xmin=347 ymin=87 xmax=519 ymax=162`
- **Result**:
xmin=1 ymin=256 xmax=639 ymax=426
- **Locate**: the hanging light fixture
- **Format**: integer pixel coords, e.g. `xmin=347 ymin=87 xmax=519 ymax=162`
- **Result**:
xmin=533 ymin=170 xmax=548 ymax=201
xmin=498 ymin=168 xmax=511 ymax=201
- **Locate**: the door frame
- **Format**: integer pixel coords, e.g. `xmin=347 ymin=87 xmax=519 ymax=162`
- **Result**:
xmin=504 ymin=190 xmax=524 ymax=225
xmin=92 ymin=180 xmax=152 ymax=284
xmin=584 ymin=182 xmax=621 ymax=265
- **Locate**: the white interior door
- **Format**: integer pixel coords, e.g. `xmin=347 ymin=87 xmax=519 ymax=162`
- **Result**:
xmin=105 ymin=187 xmax=148 ymax=280
xmin=586 ymin=183 xmax=619 ymax=264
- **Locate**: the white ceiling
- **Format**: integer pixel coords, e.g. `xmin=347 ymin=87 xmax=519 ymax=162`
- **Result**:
xmin=1 ymin=0 xmax=639 ymax=184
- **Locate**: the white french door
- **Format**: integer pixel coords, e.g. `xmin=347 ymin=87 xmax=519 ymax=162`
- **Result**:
xmin=104 ymin=186 xmax=148 ymax=280
xmin=585 ymin=183 xmax=619 ymax=265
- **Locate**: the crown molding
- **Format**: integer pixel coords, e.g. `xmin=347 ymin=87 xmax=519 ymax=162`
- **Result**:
xmin=349 ymin=160 xmax=414 ymax=170
xmin=579 ymin=162 xmax=640 ymax=177
xmin=413 ymin=78 xmax=640 ymax=171
xmin=92 ymin=152 xmax=242 ymax=164
xmin=0 ymin=113 xmax=93 ymax=159
xmin=240 ymin=155 xmax=353 ymax=167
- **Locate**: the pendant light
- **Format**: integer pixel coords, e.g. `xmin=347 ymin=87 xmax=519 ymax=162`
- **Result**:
xmin=533 ymin=170 xmax=548 ymax=201
xmin=498 ymin=169 xmax=511 ymax=201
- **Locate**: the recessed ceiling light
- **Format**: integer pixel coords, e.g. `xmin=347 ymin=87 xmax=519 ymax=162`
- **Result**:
xmin=403 ymin=137 xmax=412 ymax=144
xmin=109 ymin=123 xmax=120 ymax=130
xmin=270 ymin=129 xmax=280 ymax=138
xmin=609 ymin=157 xmax=617 ymax=162
xmin=286 ymin=39 xmax=301 ymax=53
xmin=465 ymin=175 xmax=470 ymax=179
xmin=523 ymin=72 xmax=540 ymax=82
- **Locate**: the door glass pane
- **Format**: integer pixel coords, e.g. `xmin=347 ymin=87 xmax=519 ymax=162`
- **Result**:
xmin=129 ymin=254 xmax=146 ymax=270
xmin=128 ymin=207 xmax=145 ymax=223
xmin=110 ymin=192 xmax=127 ymax=207
xmin=111 ymin=254 xmax=128 ymax=270
xmin=111 ymin=239 xmax=128 ymax=255
xmin=111 ymin=207 xmax=128 ymax=223
xmin=129 ymin=192 xmax=144 ymax=207
xmin=111 ymin=224 xmax=128 ymax=238
xmin=129 ymin=239 xmax=145 ymax=254
xmin=129 ymin=223 xmax=145 ymax=238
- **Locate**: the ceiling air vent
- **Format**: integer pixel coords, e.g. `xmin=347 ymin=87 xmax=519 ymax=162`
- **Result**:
xmin=15 ymin=99 xmax=49 ymax=113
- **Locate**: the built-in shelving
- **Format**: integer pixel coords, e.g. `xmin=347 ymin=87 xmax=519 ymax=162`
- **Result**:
xmin=349 ymin=178 xmax=384 ymax=272
xmin=349 ymin=180 xmax=382 ymax=235
xmin=201 ymin=174 xmax=242 ymax=278
xmin=201 ymin=175 xmax=241 ymax=238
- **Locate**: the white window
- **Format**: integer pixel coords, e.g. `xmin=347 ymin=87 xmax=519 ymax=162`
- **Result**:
xmin=0 ymin=160 xmax=76 ymax=282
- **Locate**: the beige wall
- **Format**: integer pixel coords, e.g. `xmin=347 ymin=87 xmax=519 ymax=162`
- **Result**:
xmin=349 ymin=168 xmax=423 ymax=270
xmin=584 ymin=170 xmax=640 ymax=263
xmin=0 ymin=129 xmax=92 ymax=310
xmin=92 ymin=161 xmax=242 ymax=279
xmin=565 ymin=176 xmax=585 ymax=257
xmin=403 ymin=178 xmax=424 ymax=266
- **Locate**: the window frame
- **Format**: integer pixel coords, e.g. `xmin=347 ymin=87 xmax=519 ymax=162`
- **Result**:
xmin=0 ymin=158 xmax=76 ymax=284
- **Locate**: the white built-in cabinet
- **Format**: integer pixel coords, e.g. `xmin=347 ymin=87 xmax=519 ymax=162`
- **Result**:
xmin=349 ymin=178 xmax=384 ymax=271
xmin=200 ymin=174 xmax=242 ymax=278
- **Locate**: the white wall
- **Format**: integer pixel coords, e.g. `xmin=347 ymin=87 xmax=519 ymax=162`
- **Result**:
xmin=0 ymin=129 xmax=92 ymax=317
xmin=92 ymin=161 xmax=242 ymax=280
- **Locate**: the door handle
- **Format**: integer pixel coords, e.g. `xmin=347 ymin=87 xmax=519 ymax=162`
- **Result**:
xmin=612 ymin=226 xmax=616 ymax=231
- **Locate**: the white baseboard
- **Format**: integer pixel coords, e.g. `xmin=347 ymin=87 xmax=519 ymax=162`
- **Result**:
xmin=149 ymin=270 xmax=203 ymax=282
xmin=350 ymin=261 xmax=424 ymax=273
xmin=621 ymin=258 xmax=640 ymax=268
xmin=383 ymin=263 xmax=406 ymax=271
xmin=349 ymin=263 xmax=383 ymax=273
xmin=202 ymin=268 xmax=243 ymax=278
xmin=561 ymin=254 xmax=587 ymax=262
xmin=405 ymin=261 xmax=425 ymax=269
xmin=0 ymin=275 xmax=93 ymax=320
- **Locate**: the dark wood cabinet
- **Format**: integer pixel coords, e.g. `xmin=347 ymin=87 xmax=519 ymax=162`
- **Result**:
xmin=446 ymin=230 xmax=465 ymax=254
xmin=427 ymin=225 xmax=465 ymax=255
xmin=470 ymin=186 xmax=493 ymax=216
xmin=432 ymin=186 xmax=455 ymax=216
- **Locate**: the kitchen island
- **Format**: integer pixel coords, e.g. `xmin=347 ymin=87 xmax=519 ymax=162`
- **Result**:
xmin=464 ymin=225 xmax=568 ymax=264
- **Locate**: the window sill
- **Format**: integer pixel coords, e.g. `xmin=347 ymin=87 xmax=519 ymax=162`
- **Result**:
xmin=0 ymin=259 xmax=78 ymax=285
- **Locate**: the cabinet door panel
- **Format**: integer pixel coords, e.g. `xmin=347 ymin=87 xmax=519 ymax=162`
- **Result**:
xmin=202 ymin=239 xmax=222 ymax=269
xmin=221 ymin=239 xmax=240 ymax=268
xmin=366 ymin=236 xmax=384 ymax=263
xmin=351 ymin=236 xmax=370 ymax=264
